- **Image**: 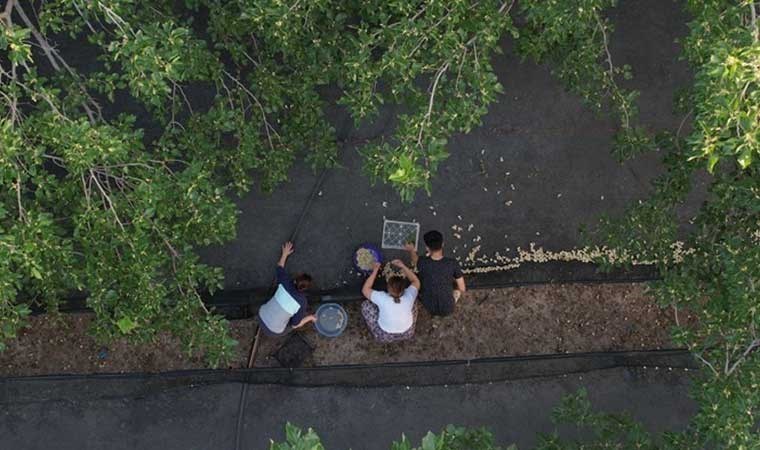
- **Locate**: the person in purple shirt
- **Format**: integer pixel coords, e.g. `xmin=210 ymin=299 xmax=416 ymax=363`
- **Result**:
xmin=258 ymin=241 xmax=316 ymax=336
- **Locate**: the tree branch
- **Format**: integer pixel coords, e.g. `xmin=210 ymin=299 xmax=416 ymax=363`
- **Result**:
xmin=0 ymin=0 xmax=15 ymax=23
xmin=172 ymin=81 xmax=193 ymax=114
xmin=417 ymin=62 xmax=450 ymax=146
xmin=15 ymin=175 xmax=27 ymax=223
xmin=411 ymin=0 xmax=514 ymax=148
xmin=9 ymin=60 xmax=19 ymax=126
xmin=222 ymin=70 xmax=281 ymax=151
xmin=675 ymin=109 xmax=694 ymax=149
xmin=454 ymin=47 xmax=468 ymax=91
xmin=13 ymin=0 xmax=101 ymax=122
xmin=81 ymin=172 xmax=92 ymax=211
xmin=98 ymin=3 xmax=130 ymax=35
xmin=71 ymin=0 xmax=97 ymax=34
xmin=726 ymin=339 xmax=760 ymax=376
xmin=1 ymin=0 xmax=19 ymax=126
xmin=499 ymin=0 xmax=516 ymax=15
xmin=595 ymin=13 xmax=615 ymax=77
xmin=725 ymin=343 xmax=731 ymax=374
xmin=89 ymin=169 xmax=125 ymax=232
xmin=693 ymin=351 xmax=719 ymax=377
xmin=594 ymin=11 xmax=631 ymax=127
xmin=13 ymin=64 xmax=67 ymax=118
xmin=672 ymin=304 xmax=680 ymax=327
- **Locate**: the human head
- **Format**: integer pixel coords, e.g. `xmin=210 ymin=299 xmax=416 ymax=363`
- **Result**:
xmin=294 ymin=273 xmax=313 ymax=292
xmin=387 ymin=276 xmax=406 ymax=302
xmin=423 ymin=230 xmax=444 ymax=252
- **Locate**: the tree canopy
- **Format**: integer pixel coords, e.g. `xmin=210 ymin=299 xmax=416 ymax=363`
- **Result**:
xmin=0 ymin=0 xmax=519 ymax=364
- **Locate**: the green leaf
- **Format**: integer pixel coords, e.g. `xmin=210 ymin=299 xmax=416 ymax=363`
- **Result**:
xmin=389 ymin=167 xmax=407 ymax=182
xmin=285 ymin=422 xmax=300 ymax=443
xmin=707 ymin=153 xmax=720 ymax=173
xmin=420 ymin=432 xmax=437 ymax=450
xmin=391 ymin=435 xmax=412 ymax=450
xmin=30 ymin=267 xmax=42 ymax=280
xmin=116 ymin=317 xmax=138 ymax=334
xmin=737 ymin=147 xmax=753 ymax=169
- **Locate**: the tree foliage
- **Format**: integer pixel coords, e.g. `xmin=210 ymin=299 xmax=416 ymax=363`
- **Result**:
xmin=516 ymin=0 xmax=652 ymax=161
xmin=0 ymin=1 xmax=518 ymax=364
xmin=536 ymin=389 xmax=663 ymax=450
xmin=270 ymin=423 xmax=513 ymax=450
xmin=269 ymin=423 xmax=325 ymax=450
xmin=585 ymin=1 xmax=760 ymax=448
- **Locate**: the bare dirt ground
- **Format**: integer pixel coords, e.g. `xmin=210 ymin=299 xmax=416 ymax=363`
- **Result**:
xmin=0 ymin=283 xmax=693 ymax=377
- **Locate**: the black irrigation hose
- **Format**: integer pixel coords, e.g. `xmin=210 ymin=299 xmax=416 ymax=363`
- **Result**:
xmin=288 ymin=169 xmax=330 ymax=244
xmin=233 ymin=167 xmax=330 ymax=450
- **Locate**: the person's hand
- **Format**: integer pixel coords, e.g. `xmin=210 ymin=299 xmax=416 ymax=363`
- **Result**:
xmin=391 ymin=259 xmax=407 ymax=269
xmin=372 ymin=262 xmax=382 ymax=272
xmin=404 ymin=242 xmax=416 ymax=252
xmin=281 ymin=241 xmax=295 ymax=257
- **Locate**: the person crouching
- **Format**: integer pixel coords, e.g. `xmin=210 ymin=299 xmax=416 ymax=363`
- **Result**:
xmin=258 ymin=241 xmax=317 ymax=336
xmin=360 ymin=259 xmax=420 ymax=343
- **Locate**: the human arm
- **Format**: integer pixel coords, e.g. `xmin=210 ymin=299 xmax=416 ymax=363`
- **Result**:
xmin=292 ymin=314 xmax=316 ymax=329
xmin=455 ymin=276 xmax=466 ymax=294
xmin=277 ymin=241 xmax=294 ymax=268
xmin=391 ymin=259 xmax=420 ymax=290
xmin=288 ymin=294 xmax=313 ymax=327
xmin=361 ymin=262 xmax=381 ymax=300
xmin=275 ymin=241 xmax=295 ymax=287
xmin=404 ymin=243 xmax=419 ymax=268
xmin=453 ymin=261 xmax=466 ymax=294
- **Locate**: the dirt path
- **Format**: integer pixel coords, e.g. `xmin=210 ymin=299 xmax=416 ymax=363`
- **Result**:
xmin=0 ymin=283 xmax=692 ymax=376
xmin=255 ymin=282 xmax=692 ymax=367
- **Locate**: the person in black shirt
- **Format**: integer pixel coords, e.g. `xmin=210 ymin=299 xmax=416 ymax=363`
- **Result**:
xmin=405 ymin=230 xmax=466 ymax=316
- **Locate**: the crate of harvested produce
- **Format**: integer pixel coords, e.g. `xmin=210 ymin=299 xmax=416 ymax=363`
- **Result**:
xmin=381 ymin=219 xmax=419 ymax=250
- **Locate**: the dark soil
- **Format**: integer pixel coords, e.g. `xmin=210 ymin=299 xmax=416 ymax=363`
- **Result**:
xmin=0 ymin=283 xmax=693 ymax=377
xmin=254 ymin=283 xmax=694 ymax=367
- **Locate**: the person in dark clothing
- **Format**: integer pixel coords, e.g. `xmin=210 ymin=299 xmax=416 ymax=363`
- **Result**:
xmin=405 ymin=230 xmax=466 ymax=316
xmin=258 ymin=241 xmax=316 ymax=336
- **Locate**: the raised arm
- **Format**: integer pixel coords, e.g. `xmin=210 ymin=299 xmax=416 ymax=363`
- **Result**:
xmin=392 ymin=259 xmax=420 ymax=290
xmin=404 ymin=243 xmax=419 ymax=268
xmin=278 ymin=241 xmax=294 ymax=268
xmin=361 ymin=262 xmax=381 ymax=300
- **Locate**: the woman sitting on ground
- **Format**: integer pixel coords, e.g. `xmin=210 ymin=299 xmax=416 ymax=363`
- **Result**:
xmin=361 ymin=259 xmax=420 ymax=343
xmin=258 ymin=241 xmax=316 ymax=336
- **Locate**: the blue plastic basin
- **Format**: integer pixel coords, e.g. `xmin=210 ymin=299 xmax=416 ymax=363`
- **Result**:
xmin=315 ymin=303 xmax=348 ymax=337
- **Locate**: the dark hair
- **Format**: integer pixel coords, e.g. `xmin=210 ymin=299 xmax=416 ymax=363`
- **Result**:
xmin=294 ymin=273 xmax=313 ymax=292
xmin=423 ymin=230 xmax=444 ymax=251
xmin=387 ymin=276 xmax=406 ymax=303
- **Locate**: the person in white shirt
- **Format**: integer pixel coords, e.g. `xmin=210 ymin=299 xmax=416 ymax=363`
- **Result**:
xmin=360 ymin=259 xmax=420 ymax=343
